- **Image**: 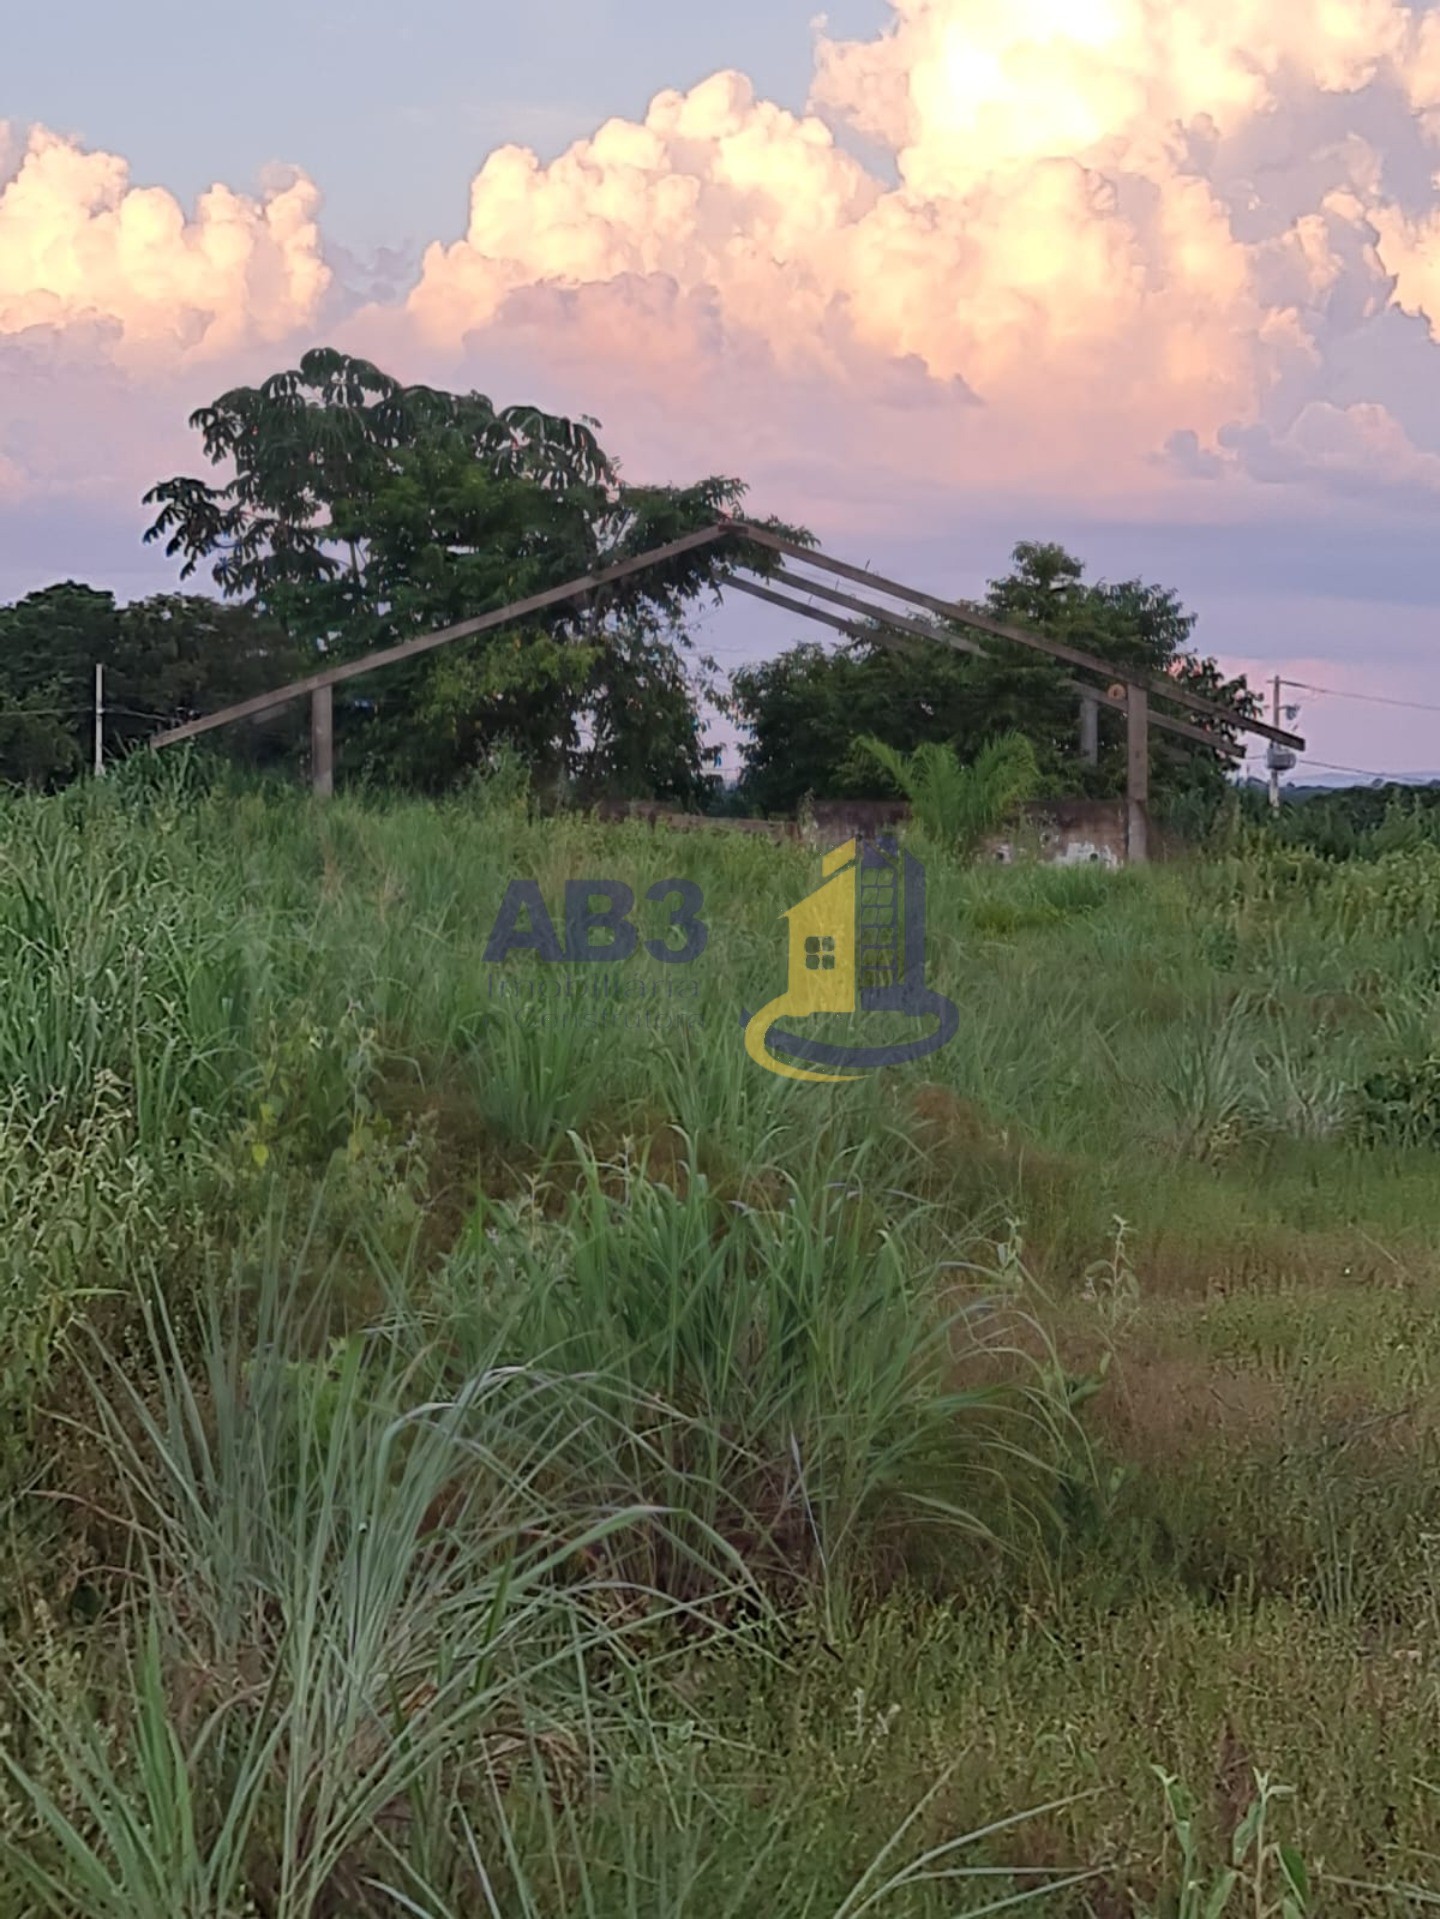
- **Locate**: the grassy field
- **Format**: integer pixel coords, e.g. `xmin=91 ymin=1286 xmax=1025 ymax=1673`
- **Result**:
xmin=3 ymin=761 xmax=1440 ymax=1914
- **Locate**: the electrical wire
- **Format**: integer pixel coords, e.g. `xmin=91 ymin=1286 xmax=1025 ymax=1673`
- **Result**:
xmin=1284 ymin=680 xmax=1440 ymax=716
xmin=0 ymin=696 xmax=286 ymax=720
xmin=1244 ymin=681 xmax=1439 ymax=782
xmin=1238 ymin=747 xmax=1408 ymax=782
xmin=1291 ymin=756 xmax=1418 ymax=782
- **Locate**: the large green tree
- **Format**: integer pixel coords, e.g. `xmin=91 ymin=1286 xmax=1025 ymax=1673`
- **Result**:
xmin=731 ymin=541 xmax=1257 ymax=817
xmin=143 ymin=348 xmax=793 ymax=800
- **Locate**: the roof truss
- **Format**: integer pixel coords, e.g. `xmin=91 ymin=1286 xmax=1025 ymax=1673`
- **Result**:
xmin=150 ymin=518 xmax=1301 ymax=772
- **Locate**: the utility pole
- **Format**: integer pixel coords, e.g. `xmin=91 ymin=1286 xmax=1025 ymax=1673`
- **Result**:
xmin=93 ymin=664 xmax=104 ymax=778
xmin=1264 ymin=677 xmax=1302 ymax=806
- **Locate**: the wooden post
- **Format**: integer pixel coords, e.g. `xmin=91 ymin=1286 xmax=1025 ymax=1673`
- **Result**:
xmin=311 ymin=683 xmax=333 ymax=798
xmin=1126 ymin=683 xmax=1149 ymax=864
xmin=1079 ymin=689 xmax=1099 ymax=765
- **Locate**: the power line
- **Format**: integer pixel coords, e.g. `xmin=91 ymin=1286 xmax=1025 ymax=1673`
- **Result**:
xmin=0 ymin=703 xmax=191 ymax=723
xmin=1241 ymin=747 xmax=1411 ymax=782
xmin=1292 ymin=756 xmax=1419 ymax=782
xmin=1285 ymin=680 xmax=1440 ymax=716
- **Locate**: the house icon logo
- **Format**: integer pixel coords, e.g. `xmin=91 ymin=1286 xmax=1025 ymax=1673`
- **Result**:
xmin=741 ymin=836 xmax=958 ymax=1083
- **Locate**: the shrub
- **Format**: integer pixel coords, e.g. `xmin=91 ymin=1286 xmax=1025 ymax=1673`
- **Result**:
xmin=858 ymin=735 xmax=1040 ymax=860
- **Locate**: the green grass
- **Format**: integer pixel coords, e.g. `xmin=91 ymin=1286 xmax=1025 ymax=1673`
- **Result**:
xmin=4 ymin=761 xmax=1440 ymax=1910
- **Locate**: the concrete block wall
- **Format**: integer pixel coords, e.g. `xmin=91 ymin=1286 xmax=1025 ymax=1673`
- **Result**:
xmin=595 ymin=796 xmax=1160 ymax=864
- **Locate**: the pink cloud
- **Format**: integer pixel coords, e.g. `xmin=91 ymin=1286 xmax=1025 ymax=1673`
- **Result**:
xmin=10 ymin=0 xmax=1440 ymax=686
xmin=0 ymin=123 xmax=328 ymax=369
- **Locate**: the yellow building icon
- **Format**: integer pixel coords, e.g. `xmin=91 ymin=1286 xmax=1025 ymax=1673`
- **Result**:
xmin=744 ymin=838 xmax=863 ymax=1082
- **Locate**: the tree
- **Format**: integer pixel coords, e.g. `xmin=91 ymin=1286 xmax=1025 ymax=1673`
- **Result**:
xmin=143 ymin=348 xmax=797 ymax=797
xmin=0 ymin=585 xmax=306 ymax=789
xmin=730 ymin=541 xmax=1256 ymax=818
xmin=979 ymin=541 xmax=1257 ymax=806
xmin=578 ymin=624 xmax=724 ymax=806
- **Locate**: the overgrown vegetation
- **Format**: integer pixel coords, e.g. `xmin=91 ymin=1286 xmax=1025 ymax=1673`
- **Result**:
xmin=859 ymin=732 xmax=1040 ymax=856
xmin=141 ymin=347 xmax=807 ymax=803
xmin=4 ymin=761 xmax=1440 ymax=1912
xmin=731 ymin=540 xmax=1253 ymax=818
xmin=1243 ymin=779 xmax=1440 ymax=859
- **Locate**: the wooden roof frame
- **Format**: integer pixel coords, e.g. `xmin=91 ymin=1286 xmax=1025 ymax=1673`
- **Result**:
xmin=726 ymin=573 xmax=1246 ymax=762
xmin=150 ymin=515 xmax=1302 ymax=854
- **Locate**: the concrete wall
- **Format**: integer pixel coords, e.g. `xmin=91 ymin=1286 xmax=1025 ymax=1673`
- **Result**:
xmin=804 ymin=797 xmax=1135 ymax=864
xmin=800 ymin=799 xmax=911 ymax=844
xmin=593 ymin=796 xmax=1155 ymax=864
xmin=983 ymin=798 xmax=1129 ymax=867
xmin=592 ymin=799 xmax=795 ymax=841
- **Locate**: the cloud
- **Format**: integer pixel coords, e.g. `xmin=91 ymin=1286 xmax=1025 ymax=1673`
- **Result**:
xmin=1217 ymin=398 xmax=1440 ymax=496
xmin=812 ymin=0 xmax=1411 ymax=168
xmin=0 ymin=124 xmax=329 ymax=367
xmin=1162 ymin=429 xmax=1225 ymax=479
xmin=399 ymin=65 xmax=1269 ymax=478
xmin=12 ymin=0 xmax=1440 ymax=593
xmin=383 ymin=0 xmax=1440 ymax=496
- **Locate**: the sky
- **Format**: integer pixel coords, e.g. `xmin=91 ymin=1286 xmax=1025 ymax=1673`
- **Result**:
xmin=7 ymin=0 xmax=1440 ymax=781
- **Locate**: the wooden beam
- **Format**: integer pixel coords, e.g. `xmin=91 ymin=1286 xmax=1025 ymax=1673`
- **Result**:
xmin=727 ymin=576 xmax=1244 ymax=761
xmin=726 ymin=520 xmax=1304 ymax=751
xmin=1074 ymin=678 xmax=1242 ymax=761
xmin=147 ymin=511 xmax=1297 ymax=774
xmin=1127 ymin=684 xmax=1149 ymax=864
xmin=764 ymin=565 xmax=985 ymax=657
xmin=727 ymin=575 xmax=871 ymax=644
xmin=311 ymin=683 xmax=333 ymax=798
xmin=733 ymin=575 xmax=1244 ymax=763
xmin=150 ymin=523 xmax=736 ymax=748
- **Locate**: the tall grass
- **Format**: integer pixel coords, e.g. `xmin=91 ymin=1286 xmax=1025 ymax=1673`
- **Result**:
xmin=419 ymin=1145 xmax=1083 ymax=1601
xmin=2 ymin=769 xmax=1440 ymax=1908
xmin=0 ymin=1223 xmax=1081 ymax=1916
xmin=1 ymin=1246 xmax=738 ymax=1916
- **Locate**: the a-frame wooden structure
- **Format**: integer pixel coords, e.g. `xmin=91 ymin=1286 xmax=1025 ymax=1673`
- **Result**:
xmin=150 ymin=518 xmax=1304 ymax=861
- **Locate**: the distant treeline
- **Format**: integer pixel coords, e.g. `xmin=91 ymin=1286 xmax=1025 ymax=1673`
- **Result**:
xmin=0 ymin=584 xmax=309 ymax=787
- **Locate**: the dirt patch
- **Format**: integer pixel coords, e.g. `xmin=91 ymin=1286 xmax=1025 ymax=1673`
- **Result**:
xmin=578 ymin=1111 xmax=695 ymax=1199
xmin=910 ymin=1084 xmax=1002 ymax=1152
xmin=1131 ymin=1223 xmax=1430 ymax=1298
xmin=1090 ymin=1349 xmax=1289 ymax=1470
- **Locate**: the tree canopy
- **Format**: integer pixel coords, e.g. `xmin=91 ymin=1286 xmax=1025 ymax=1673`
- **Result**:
xmin=730 ymin=540 xmax=1257 ymax=817
xmin=1 ymin=353 xmax=1255 ymax=821
xmin=0 ymin=586 xmax=306 ymax=789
